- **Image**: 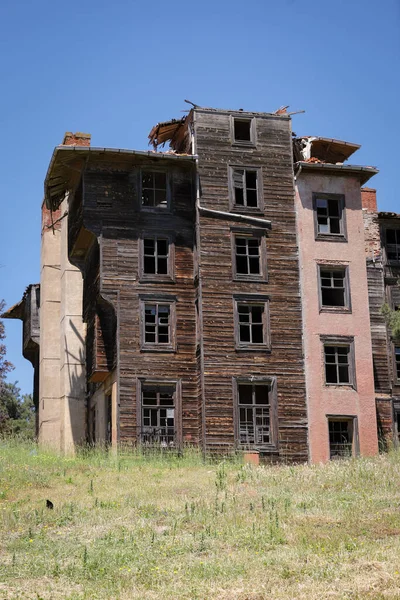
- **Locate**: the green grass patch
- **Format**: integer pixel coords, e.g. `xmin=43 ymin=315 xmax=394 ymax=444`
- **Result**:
xmin=1 ymin=440 xmax=400 ymax=599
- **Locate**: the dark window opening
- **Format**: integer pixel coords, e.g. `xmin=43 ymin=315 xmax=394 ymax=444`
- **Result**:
xmin=141 ymin=171 xmax=167 ymax=208
xmin=395 ymin=347 xmax=400 ymax=379
xmin=316 ymin=197 xmax=342 ymax=235
xmin=235 ymin=237 xmax=261 ymax=276
xmin=143 ymin=238 xmax=169 ymax=275
xmin=144 ymin=304 xmax=170 ymax=345
xmin=396 ymin=411 xmax=400 ymax=442
xmin=234 ymin=119 xmax=252 ymax=142
xmin=320 ymin=268 xmax=346 ymax=307
xmin=232 ymin=169 xmax=259 ymax=208
xmin=386 ymin=229 xmax=400 ymax=261
xmin=328 ymin=418 xmax=354 ymax=459
xmin=238 ymin=383 xmax=271 ymax=446
xmin=238 ymin=304 xmax=264 ymax=344
xmin=141 ymin=385 xmax=175 ymax=446
xmin=324 ymin=345 xmax=351 ymax=384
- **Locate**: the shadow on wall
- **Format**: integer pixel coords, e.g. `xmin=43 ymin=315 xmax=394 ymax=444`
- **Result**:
xmin=62 ymin=317 xmax=87 ymax=447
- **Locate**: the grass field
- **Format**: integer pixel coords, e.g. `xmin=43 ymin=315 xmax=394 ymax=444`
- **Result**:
xmin=1 ymin=441 xmax=400 ymax=599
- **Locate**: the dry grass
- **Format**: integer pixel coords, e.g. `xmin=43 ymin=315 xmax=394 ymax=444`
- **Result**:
xmin=1 ymin=441 xmax=400 ymax=599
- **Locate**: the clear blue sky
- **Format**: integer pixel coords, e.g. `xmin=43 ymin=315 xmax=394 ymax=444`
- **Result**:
xmin=0 ymin=0 xmax=399 ymax=395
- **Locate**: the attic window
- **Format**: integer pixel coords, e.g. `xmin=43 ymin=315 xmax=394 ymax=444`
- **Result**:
xmin=233 ymin=118 xmax=255 ymax=145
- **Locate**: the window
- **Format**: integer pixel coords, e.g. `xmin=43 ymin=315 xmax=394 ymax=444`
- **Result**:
xmin=140 ymin=384 xmax=176 ymax=446
xmin=328 ymin=417 xmax=357 ymax=459
xmin=106 ymin=394 xmax=112 ymax=445
xmin=141 ymin=171 xmax=168 ymax=208
xmin=234 ymin=296 xmax=270 ymax=350
xmin=230 ymin=167 xmax=261 ymax=210
xmin=140 ymin=236 xmax=173 ymax=281
xmin=324 ymin=344 xmax=354 ymax=385
xmin=386 ymin=229 xmax=400 ymax=261
xmin=233 ymin=235 xmax=263 ymax=279
xmin=319 ymin=266 xmax=350 ymax=309
xmin=140 ymin=299 xmax=176 ymax=351
xmin=314 ymin=194 xmax=345 ymax=238
xmin=231 ymin=117 xmax=255 ymax=146
xmin=395 ymin=347 xmax=400 ymax=380
xmin=235 ymin=378 xmax=277 ymax=450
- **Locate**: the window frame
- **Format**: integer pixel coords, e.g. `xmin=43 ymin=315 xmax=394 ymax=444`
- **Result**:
xmin=327 ymin=415 xmax=359 ymax=459
xmin=233 ymin=294 xmax=271 ymax=351
xmin=136 ymin=378 xmax=182 ymax=448
xmin=230 ymin=116 xmax=257 ymax=148
xmin=384 ymin=228 xmax=400 ymax=263
xmin=139 ymin=168 xmax=171 ymax=212
xmin=139 ymin=233 xmax=175 ymax=283
xmin=231 ymin=228 xmax=268 ymax=282
xmin=393 ymin=344 xmax=400 ymax=382
xmin=317 ymin=263 xmax=351 ymax=313
xmin=140 ymin=295 xmax=177 ymax=352
xmin=313 ymin=193 xmax=347 ymax=242
xmin=228 ymin=165 xmax=263 ymax=213
xmin=321 ymin=335 xmax=356 ymax=389
xmin=233 ymin=376 xmax=278 ymax=452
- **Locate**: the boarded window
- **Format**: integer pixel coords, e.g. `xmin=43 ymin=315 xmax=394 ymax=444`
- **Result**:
xmin=141 ymin=385 xmax=175 ymax=446
xmin=320 ymin=268 xmax=348 ymax=307
xmin=143 ymin=238 xmax=169 ymax=275
xmin=238 ymin=383 xmax=271 ymax=446
xmin=386 ymin=229 xmax=400 ymax=261
xmin=235 ymin=237 xmax=261 ymax=276
xmin=141 ymin=171 xmax=167 ymax=208
xmin=324 ymin=345 xmax=351 ymax=384
xmin=315 ymin=196 xmax=343 ymax=236
xmin=328 ymin=418 xmax=355 ymax=459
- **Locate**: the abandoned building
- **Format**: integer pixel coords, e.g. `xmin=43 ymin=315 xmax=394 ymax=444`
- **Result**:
xmin=4 ymin=103 xmax=398 ymax=462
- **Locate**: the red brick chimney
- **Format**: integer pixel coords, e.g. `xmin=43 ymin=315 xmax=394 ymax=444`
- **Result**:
xmin=361 ymin=187 xmax=377 ymax=213
xmin=62 ymin=132 xmax=91 ymax=147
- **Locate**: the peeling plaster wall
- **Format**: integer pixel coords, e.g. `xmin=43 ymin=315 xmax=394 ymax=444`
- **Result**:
xmin=295 ymin=173 xmax=378 ymax=463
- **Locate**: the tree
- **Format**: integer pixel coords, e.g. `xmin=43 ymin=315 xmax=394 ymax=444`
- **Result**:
xmin=381 ymin=304 xmax=400 ymax=339
xmin=0 ymin=299 xmax=13 ymax=389
xmin=0 ymin=382 xmax=35 ymax=438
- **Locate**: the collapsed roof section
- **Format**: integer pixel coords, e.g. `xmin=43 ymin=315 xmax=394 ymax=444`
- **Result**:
xmin=148 ymin=113 xmax=192 ymax=154
xmin=293 ymin=136 xmax=361 ymax=164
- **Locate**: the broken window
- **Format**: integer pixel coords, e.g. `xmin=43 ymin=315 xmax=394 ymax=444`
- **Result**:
xmin=328 ymin=418 xmax=355 ymax=459
xmin=143 ymin=237 xmax=169 ymax=276
xmin=234 ymin=236 xmax=261 ymax=277
xmin=141 ymin=171 xmax=168 ymax=208
xmin=319 ymin=267 xmax=348 ymax=308
xmin=386 ymin=229 xmax=400 ymax=261
xmin=314 ymin=195 xmax=344 ymax=237
xmin=141 ymin=385 xmax=175 ymax=446
xmin=395 ymin=346 xmax=400 ymax=379
xmin=142 ymin=303 xmax=173 ymax=349
xmin=236 ymin=380 xmax=276 ymax=448
xmin=324 ymin=345 xmax=352 ymax=385
xmin=233 ymin=118 xmax=252 ymax=143
xmin=235 ymin=298 xmax=270 ymax=349
xmin=231 ymin=168 xmax=259 ymax=208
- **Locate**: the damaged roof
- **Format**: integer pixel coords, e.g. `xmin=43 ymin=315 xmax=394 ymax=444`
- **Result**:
xmin=293 ymin=136 xmax=361 ymax=164
xmin=2 ymin=284 xmax=40 ymax=320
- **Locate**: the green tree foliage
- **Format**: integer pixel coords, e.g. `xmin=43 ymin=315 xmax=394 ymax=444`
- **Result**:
xmin=381 ymin=303 xmax=400 ymax=339
xmin=0 ymin=382 xmax=35 ymax=438
xmin=0 ymin=299 xmax=13 ymax=385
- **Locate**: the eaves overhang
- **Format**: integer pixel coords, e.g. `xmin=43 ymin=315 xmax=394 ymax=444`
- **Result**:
xmin=44 ymin=146 xmax=197 ymax=211
xmin=295 ymin=161 xmax=379 ymax=185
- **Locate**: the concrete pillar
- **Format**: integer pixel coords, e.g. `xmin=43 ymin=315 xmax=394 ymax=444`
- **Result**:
xmin=59 ymin=197 xmax=86 ymax=451
xmin=38 ymin=204 xmax=62 ymax=447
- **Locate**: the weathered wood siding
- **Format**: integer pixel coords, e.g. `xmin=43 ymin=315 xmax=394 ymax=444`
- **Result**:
xmin=194 ymin=109 xmax=308 ymax=461
xmin=80 ymin=159 xmax=199 ymax=444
